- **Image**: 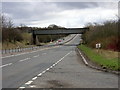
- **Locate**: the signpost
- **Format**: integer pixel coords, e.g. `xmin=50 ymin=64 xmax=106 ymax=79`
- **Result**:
xmin=96 ymin=43 xmax=101 ymax=52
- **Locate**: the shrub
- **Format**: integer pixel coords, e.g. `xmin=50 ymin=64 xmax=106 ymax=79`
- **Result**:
xmin=82 ymin=20 xmax=119 ymax=51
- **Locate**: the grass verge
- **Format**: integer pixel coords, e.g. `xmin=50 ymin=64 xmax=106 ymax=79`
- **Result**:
xmin=2 ymin=41 xmax=35 ymax=50
xmin=78 ymin=45 xmax=120 ymax=71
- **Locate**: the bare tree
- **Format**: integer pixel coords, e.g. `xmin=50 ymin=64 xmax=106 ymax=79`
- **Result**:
xmin=0 ymin=14 xmax=2 ymax=43
xmin=2 ymin=14 xmax=14 ymax=28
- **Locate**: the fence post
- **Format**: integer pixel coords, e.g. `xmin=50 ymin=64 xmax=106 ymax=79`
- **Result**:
xmin=5 ymin=49 xmax=6 ymax=54
xmin=15 ymin=48 xmax=16 ymax=52
xmin=2 ymin=50 xmax=3 ymax=54
xmin=12 ymin=48 xmax=13 ymax=53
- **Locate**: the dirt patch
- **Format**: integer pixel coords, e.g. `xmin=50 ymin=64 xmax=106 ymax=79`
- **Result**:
xmin=46 ymin=80 xmax=71 ymax=88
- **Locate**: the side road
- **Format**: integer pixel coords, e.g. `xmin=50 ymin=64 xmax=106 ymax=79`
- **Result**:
xmin=76 ymin=47 xmax=120 ymax=75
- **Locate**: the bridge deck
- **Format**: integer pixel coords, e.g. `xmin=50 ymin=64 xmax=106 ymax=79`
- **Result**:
xmin=33 ymin=28 xmax=89 ymax=35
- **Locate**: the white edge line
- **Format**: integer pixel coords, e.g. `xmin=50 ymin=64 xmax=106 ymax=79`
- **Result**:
xmin=77 ymin=48 xmax=88 ymax=65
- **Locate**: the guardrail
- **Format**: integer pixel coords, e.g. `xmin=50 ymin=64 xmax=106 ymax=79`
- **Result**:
xmin=1 ymin=46 xmax=42 ymax=54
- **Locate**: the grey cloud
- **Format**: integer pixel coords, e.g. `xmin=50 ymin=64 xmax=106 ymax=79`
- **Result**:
xmin=2 ymin=2 xmax=99 ymax=21
xmin=2 ymin=2 xmax=117 ymax=27
xmin=54 ymin=2 xmax=99 ymax=10
xmin=54 ymin=2 xmax=118 ymax=10
xmin=2 ymin=2 xmax=61 ymax=26
xmin=2 ymin=2 xmax=34 ymax=19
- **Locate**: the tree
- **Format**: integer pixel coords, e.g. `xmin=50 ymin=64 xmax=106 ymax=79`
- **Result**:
xmin=0 ymin=14 xmax=2 ymax=43
xmin=48 ymin=24 xmax=58 ymax=29
xmin=2 ymin=14 xmax=14 ymax=28
xmin=2 ymin=15 xmax=23 ymax=43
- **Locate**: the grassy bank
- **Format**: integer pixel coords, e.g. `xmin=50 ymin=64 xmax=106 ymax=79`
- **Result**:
xmin=78 ymin=45 xmax=119 ymax=71
xmin=2 ymin=41 xmax=35 ymax=49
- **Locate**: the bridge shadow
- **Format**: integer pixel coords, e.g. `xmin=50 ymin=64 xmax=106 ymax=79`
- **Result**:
xmin=44 ymin=44 xmax=80 ymax=47
xmin=59 ymin=44 xmax=79 ymax=46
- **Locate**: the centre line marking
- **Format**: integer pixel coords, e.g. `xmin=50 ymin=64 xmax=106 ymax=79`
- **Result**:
xmin=19 ymin=87 xmax=25 ymax=89
xmin=42 ymin=53 xmax=47 ymax=55
xmin=19 ymin=58 xmax=30 ymax=62
xmin=0 ymin=63 xmax=12 ymax=68
xmin=25 ymin=81 xmax=33 ymax=85
xmin=32 ymin=77 xmax=38 ymax=80
xmin=33 ymin=55 xmax=39 ymax=58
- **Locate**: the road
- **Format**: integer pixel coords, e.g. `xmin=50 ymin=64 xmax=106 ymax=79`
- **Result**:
xmin=1 ymin=34 xmax=75 ymax=55
xmin=1 ymin=34 xmax=118 ymax=89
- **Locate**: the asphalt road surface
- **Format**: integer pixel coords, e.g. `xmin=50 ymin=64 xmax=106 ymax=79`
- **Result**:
xmin=1 ymin=34 xmax=118 ymax=89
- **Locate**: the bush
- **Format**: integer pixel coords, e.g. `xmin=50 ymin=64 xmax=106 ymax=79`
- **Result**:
xmin=2 ymin=28 xmax=23 ymax=43
xmin=82 ymin=20 xmax=119 ymax=51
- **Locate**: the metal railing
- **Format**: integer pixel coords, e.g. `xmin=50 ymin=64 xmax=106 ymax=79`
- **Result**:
xmin=1 ymin=46 xmax=42 ymax=54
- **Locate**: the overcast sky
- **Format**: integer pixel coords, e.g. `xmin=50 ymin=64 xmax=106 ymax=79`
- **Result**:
xmin=2 ymin=0 xmax=119 ymax=28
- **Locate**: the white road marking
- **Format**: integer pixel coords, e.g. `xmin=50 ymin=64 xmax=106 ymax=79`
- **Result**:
xmin=19 ymin=58 xmax=30 ymax=62
xmin=0 ymin=63 xmax=12 ymax=68
xmin=33 ymin=55 xmax=39 ymax=58
xmin=81 ymin=55 xmax=88 ymax=65
xmin=41 ymin=70 xmax=46 ymax=74
xmin=50 ymin=66 xmax=53 ymax=68
xmin=2 ymin=52 xmax=29 ymax=59
xmin=19 ymin=87 xmax=25 ymax=89
xmin=29 ymin=85 xmax=36 ymax=88
xmin=55 ymin=60 xmax=60 ymax=64
xmin=32 ymin=77 xmax=37 ymax=80
xmin=42 ymin=53 xmax=47 ymax=55
xmin=25 ymin=81 xmax=33 ymax=85
xmin=77 ymin=48 xmax=88 ymax=65
xmin=46 ymin=68 xmax=50 ymax=71
xmin=37 ymin=73 xmax=42 ymax=76
xmin=37 ymin=70 xmax=47 ymax=77
xmin=52 ymin=64 xmax=56 ymax=66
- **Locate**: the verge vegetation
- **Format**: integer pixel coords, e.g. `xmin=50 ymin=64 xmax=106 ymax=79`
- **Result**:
xmin=82 ymin=20 xmax=119 ymax=51
xmin=80 ymin=19 xmax=119 ymax=71
xmin=78 ymin=45 xmax=119 ymax=71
